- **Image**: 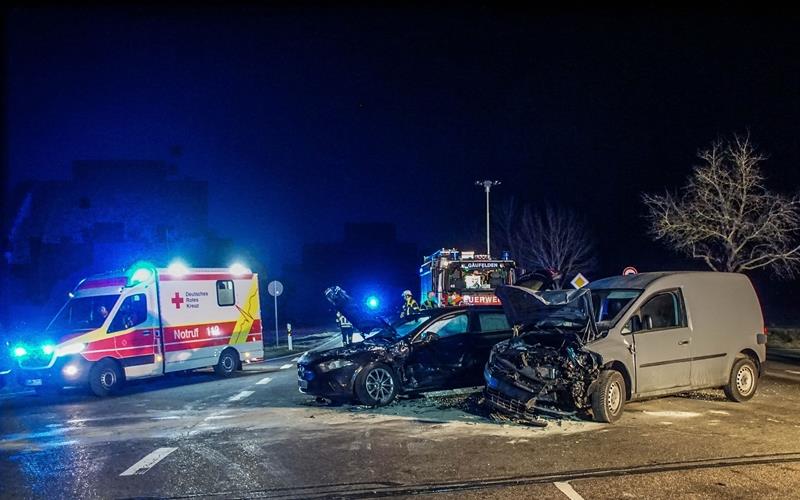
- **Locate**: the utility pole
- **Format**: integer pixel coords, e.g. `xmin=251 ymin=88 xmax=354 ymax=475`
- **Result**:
xmin=475 ymin=180 xmax=501 ymax=257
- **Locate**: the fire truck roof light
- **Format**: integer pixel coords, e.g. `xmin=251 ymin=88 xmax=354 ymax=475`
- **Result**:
xmin=167 ymin=260 xmax=190 ymax=276
xmin=229 ymin=262 xmax=251 ymax=276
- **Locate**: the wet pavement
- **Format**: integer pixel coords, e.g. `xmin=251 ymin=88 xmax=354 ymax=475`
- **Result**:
xmin=1 ymin=355 xmax=799 ymax=499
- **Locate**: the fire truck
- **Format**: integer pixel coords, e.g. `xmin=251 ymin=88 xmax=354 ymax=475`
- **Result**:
xmin=11 ymin=262 xmax=263 ymax=396
xmin=419 ymin=249 xmax=516 ymax=306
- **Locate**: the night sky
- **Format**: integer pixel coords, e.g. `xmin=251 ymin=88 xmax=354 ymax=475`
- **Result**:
xmin=4 ymin=7 xmax=800 ymax=314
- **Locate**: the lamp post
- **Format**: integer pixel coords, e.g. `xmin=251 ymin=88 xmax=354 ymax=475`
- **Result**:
xmin=475 ymin=180 xmax=501 ymax=257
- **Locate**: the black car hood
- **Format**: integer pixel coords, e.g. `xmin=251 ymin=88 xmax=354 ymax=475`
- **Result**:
xmin=496 ymin=285 xmax=598 ymax=342
xmin=301 ymin=335 xmax=396 ymax=364
xmin=324 ymin=286 xmax=392 ymax=334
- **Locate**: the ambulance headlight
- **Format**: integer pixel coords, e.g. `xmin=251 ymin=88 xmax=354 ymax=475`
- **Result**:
xmin=56 ymin=343 xmax=86 ymax=356
xmin=317 ymin=359 xmax=354 ymax=373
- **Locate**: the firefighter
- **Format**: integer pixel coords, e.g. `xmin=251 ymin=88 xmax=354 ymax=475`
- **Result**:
xmin=336 ymin=311 xmax=353 ymax=346
xmin=447 ymin=290 xmax=463 ymax=306
xmin=400 ymin=290 xmax=420 ymax=318
xmin=421 ymin=291 xmax=438 ymax=310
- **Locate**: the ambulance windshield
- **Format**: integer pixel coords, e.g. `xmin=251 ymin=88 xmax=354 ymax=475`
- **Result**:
xmin=48 ymin=294 xmax=121 ymax=331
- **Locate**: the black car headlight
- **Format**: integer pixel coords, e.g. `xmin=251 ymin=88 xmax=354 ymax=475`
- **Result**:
xmin=317 ymin=359 xmax=354 ymax=373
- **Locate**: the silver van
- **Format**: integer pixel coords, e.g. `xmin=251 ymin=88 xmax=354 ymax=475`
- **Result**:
xmin=484 ymin=272 xmax=766 ymax=423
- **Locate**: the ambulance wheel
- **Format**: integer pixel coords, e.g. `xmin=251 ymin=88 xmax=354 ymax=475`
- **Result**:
xmin=89 ymin=359 xmax=124 ymax=397
xmin=355 ymin=363 xmax=398 ymax=407
xmin=214 ymin=349 xmax=239 ymax=377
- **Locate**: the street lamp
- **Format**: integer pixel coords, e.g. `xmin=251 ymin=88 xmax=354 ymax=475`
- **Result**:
xmin=475 ymin=180 xmax=501 ymax=257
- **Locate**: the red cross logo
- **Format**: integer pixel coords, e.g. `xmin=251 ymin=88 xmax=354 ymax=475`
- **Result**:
xmin=171 ymin=292 xmax=185 ymax=309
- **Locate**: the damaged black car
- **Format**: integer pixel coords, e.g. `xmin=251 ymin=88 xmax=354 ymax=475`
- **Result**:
xmin=297 ymin=286 xmax=515 ymax=406
xmin=484 ymin=285 xmax=622 ymax=423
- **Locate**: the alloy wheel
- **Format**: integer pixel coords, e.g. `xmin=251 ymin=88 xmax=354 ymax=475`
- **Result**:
xmin=365 ymin=368 xmax=394 ymax=403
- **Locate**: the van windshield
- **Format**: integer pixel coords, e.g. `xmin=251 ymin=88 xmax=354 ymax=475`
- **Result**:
xmin=48 ymin=294 xmax=121 ymax=331
xmin=590 ymin=289 xmax=641 ymax=325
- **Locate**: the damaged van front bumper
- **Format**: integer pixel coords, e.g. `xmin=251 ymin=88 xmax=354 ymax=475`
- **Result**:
xmin=483 ymin=364 xmax=577 ymax=420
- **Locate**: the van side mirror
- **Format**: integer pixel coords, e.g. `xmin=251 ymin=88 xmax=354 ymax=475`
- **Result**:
xmin=629 ymin=316 xmax=642 ymax=332
xmin=643 ymin=315 xmax=654 ymax=330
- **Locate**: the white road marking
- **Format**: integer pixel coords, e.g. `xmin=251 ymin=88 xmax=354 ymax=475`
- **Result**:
xmin=227 ymin=391 xmax=254 ymax=402
xmin=280 ymin=363 xmax=293 ymax=370
xmin=786 ymin=370 xmax=800 ymax=375
xmin=643 ymin=410 xmax=700 ymax=418
xmin=120 ymin=447 xmax=177 ymax=476
xmin=554 ymin=481 xmax=585 ymax=500
xmin=292 ymin=356 xmax=300 ymax=361
xmin=256 ymin=377 xmax=273 ymax=385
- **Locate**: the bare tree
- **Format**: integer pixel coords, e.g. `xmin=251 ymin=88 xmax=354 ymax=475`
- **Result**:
xmin=643 ymin=135 xmax=800 ymax=277
xmin=495 ymin=201 xmax=596 ymax=288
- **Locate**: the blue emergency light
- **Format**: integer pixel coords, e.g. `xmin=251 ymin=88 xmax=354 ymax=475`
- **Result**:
xmin=366 ymin=296 xmax=380 ymax=310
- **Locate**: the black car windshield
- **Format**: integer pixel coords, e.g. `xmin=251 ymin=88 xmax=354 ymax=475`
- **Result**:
xmin=389 ymin=315 xmax=431 ymax=338
xmin=590 ymin=289 xmax=642 ymax=325
xmin=48 ymin=294 xmax=120 ymax=331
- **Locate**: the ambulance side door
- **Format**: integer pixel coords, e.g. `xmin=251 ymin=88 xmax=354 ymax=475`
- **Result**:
xmin=108 ymin=285 xmax=162 ymax=379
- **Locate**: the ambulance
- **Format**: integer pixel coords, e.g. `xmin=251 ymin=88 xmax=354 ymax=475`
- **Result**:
xmin=11 ymin=262 xmax=264 ymax=396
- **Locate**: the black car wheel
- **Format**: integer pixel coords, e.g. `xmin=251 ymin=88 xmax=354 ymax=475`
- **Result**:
xmin=355 ymin=363 xmax=398 ymax=406
xmin=723 ymin=357 xmax=759 ymax=402
xmin=591 ymin=370 xmax=626 ymax=423
xmin=89 ymin=359 xmax=124 ymax=397
xmin=214 ymin=349 xmax=239 ymax=377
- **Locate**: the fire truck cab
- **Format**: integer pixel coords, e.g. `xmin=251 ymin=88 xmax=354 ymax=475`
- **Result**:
xmin=419 ymin=249 xmax=516 ymax=306
xmin=12 ymin=263 xmax=263 ymax=396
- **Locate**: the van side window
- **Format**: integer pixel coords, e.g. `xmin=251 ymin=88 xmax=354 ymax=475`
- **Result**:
xmin=108 ymin=294 xmax=147 ymax=333
xmin=638 ymin=291 xmax=685 ymax=331
xmin=217 ymin=280 xmax=235 ymax=306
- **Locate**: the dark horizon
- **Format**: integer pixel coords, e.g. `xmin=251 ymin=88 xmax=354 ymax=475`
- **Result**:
xmin=3 ymin=6 xmax=800 ymax=322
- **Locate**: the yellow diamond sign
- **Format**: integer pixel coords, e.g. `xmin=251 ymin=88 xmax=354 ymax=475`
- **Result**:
xmin=570 ymin=273 xmax=589 ymax=289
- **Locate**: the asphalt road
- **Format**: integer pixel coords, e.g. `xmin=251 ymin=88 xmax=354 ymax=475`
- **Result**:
xmin=1 ymin=347 xmax=799 ymax=499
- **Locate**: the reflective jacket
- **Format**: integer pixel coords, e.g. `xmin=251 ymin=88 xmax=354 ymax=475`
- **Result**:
xmin=400 ymin=297 xmax=420 ymax=317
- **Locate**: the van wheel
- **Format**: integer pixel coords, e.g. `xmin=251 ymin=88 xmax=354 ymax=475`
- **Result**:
xmin=592 ymin=370 xmax=626 ymax=423
xmin=724 ymin=357 xmax=758 ymax=402
xmin=355 ymin=363 xmax=398 ymax=406
xmin=89 ymin=359 xmax=124 ymax=397
xmin=214 ymin=349 xmax=239 ymax=377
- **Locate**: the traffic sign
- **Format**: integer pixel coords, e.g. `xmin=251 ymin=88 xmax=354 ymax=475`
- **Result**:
xmin=570 ymin=273 xmax=589 ymax=289
xmin=268 ymin=280 xmax=284 ymax=297
xmin=622 ymin=266 xmax=638 ymax=276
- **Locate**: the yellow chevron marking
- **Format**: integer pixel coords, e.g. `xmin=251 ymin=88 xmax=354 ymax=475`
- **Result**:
xmin=230 ymin=277 xmax=260 ymax=345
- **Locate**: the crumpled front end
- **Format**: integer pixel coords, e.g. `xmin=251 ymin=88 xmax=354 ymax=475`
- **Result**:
xmin=483 ymin=335 xmax=600 ymax=420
